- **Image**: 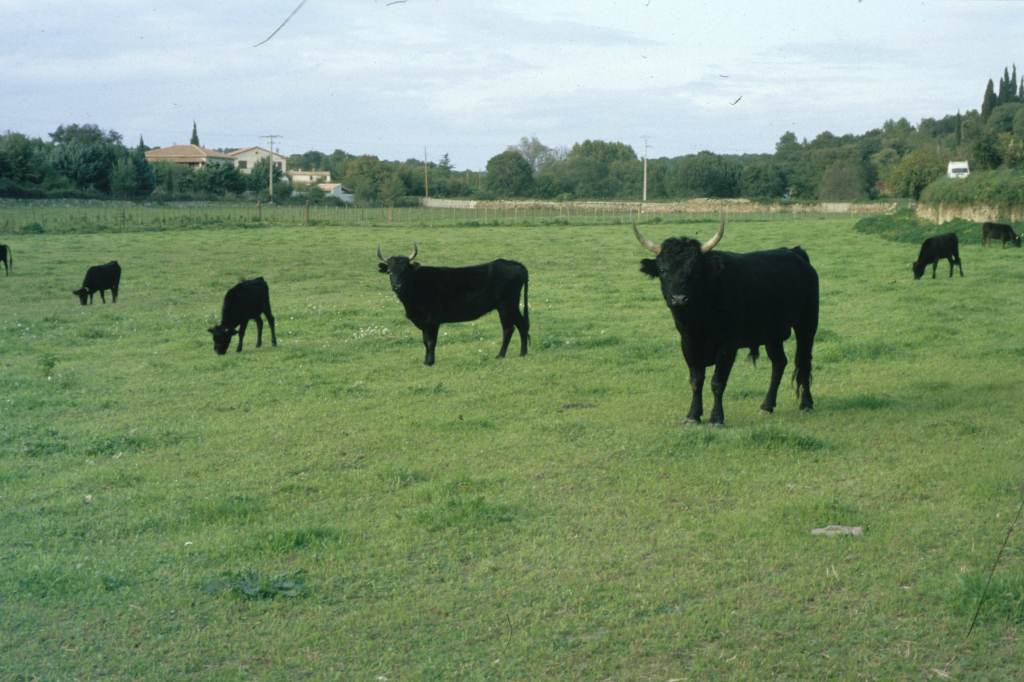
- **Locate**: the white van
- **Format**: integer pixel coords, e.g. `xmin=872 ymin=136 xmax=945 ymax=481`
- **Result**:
xmin=947 ymin=161 xmax=970 ymax=179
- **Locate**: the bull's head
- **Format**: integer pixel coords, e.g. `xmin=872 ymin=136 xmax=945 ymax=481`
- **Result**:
xmin=634 ymin=217 xmax=725 ymax=308
xmin=72 ymin=287 xmax=90 ymax=305
xmin=208 ymin=325 xmax=236 ymax=355
xmin=911 ymin=260 xmax=926 ymax=280
xmin=377 ymin=244 xmax=419 ymax=294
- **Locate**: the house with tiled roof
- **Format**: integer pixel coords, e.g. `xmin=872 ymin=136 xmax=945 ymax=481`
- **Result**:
xmin=144 ymin=144 xmax=234 ymax=168
xmin=228 ymin=147 xmax=287 ymax=175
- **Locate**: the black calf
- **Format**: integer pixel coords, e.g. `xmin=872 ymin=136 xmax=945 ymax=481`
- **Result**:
xmin=73 ymin=261 xmax=121 ymax=304
xmin=208 ymin=277 xmax=278 ymax=355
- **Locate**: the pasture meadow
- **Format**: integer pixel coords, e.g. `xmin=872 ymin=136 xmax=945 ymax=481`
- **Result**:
xmin=1 ymin=214 xmax=1023 ymax=679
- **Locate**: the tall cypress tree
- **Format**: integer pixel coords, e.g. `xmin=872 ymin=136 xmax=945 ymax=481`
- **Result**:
xmin=997 ymin=68 xmax=1009 ymax=104
xmin=190 ymin=121 xmax=200 ymax=146
xmin=982 ymin=79 xmax=998 ymax=121
xmin=1013 ymin=64 xmax=1019 ymax=102
xmin=955 ymin=110 xmax=962 ymax=147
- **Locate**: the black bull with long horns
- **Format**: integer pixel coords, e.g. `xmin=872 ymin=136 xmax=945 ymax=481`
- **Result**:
xmin=634 ymin=218 xmax=819 ymax=425
xmin=377 ymin=245 xmax=530 ymax=366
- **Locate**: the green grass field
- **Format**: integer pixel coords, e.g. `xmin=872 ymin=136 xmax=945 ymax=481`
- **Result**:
xmin=2 ymin=215 xmax=1023 ymax=679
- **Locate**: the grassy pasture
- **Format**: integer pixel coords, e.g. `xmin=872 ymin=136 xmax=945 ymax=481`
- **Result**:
xmin=1 ymin=215 xmax=1023 ymax=679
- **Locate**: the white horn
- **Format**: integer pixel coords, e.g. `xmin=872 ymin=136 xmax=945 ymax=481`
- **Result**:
xmin=701 ymin=215 xmax=725 ymax=253
xmin=633 ymin=223 xmax=661 ymax=255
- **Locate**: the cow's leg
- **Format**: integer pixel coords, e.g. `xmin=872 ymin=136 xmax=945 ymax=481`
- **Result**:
xmin=684 ymin=353 xmax=705 ymax=424
xmin=931 ymin=261 xmax=937 ymax=278
xmin=255 ymin=316 xmax=264 ymax=347
xmin=948 ymin=257 xmax=955 ymax=277
xmin=99 ymin=290 xmax=106 ymax=303
xmin=496 ymin=307 xmax=515 ymax=358
xmin=516 ymin=309 xmax=529 ymax=357
xmin=957 ymin=255 xmax=964 ymax=277
xmin=264 ymin=307 xmax=277 ymax=346
xmin=794 ymin=328 xmax=815 ymax=411
xmin=112 ymin=286 xmax=118 ymax=303
xmin=422 ymin=323 xmax=439 ymax=366
xmin=760 ymin=340 xmax=787 ymax=414
xmin=708 ymin=349 xmax=737 ymax=426
xmin=236 ymin=320 xmax=248 ymax=352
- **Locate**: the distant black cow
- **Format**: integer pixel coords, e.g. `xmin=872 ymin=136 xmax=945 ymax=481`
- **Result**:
xmin=981 ymin=222 xmax=1021 ymax=248
xmin=634 ymin=218 xmax=819 ymax=426
xmin=73 ymin=261 xmax=121 ymax=305
xmin=377 ymin=245 xmax=529 ymax=366
xmin=0 ymin=244 xmax=10 ymax=275
xmin=207 ymin=277 xmax=277 ymax=355
xmin=912 ymin=233 xmax=963 ymax=279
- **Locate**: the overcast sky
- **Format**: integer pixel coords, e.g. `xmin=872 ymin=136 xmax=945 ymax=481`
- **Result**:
xmin=2 ymin=1 xmax=1021 ymax=169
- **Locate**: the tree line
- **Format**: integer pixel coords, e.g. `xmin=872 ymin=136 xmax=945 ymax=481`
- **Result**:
xmin=4 ymin=64 xmax=1024 ymax=205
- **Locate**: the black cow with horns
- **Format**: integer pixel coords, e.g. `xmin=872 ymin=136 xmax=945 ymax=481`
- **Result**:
xmin=634 ymin=218 xmax=819 ymax=426
xmin=377 ymin=244 xmax=530 ymax=366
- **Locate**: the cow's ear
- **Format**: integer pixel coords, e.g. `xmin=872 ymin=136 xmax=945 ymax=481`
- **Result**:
xmin=639 ymin=259 xmax=659 ymax=278
xmin=377 ymin=263 xmax=388 ymax=274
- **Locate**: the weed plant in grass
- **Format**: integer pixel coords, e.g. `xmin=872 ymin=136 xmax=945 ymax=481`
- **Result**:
xmin=1 ymin=216 xmax=1023 ymax=678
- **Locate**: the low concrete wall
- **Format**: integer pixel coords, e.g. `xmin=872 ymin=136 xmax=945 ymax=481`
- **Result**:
xmin=915 ymin=203 xmax=1023 ymax=224
xmin=422 ymin=197 xmax=897 ymax=215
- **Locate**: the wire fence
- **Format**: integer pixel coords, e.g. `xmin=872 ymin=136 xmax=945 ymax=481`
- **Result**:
xmin=0 ymin=200 xmax=888 ymax=235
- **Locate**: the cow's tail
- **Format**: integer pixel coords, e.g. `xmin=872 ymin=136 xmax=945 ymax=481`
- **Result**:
xmin=522 ymin=268 xmax=530 ymax=345
xmin=748 ymin=346 xmax=759 ymax=366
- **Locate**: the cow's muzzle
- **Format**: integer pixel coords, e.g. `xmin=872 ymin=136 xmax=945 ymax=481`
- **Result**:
xmin=669 ymin=294 xmax=689 ymax=307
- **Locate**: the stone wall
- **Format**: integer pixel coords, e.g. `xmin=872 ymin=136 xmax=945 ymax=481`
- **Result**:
xmin=915 ymin=203 xmax=1023 ymax=224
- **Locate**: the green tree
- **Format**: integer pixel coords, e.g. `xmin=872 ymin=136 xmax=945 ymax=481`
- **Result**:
xmin=110 ymin=143 xmax=156 ymax=199
xmin=190 ymin=121 xmax=200 ymax=146
xmin=485 ymin=150 xmax=533 ymax=197
xmin=817 ymin=161 xmax=869 ymax=200
xmin=378 ymin=172 xmax=406 ymax=206
xmin=738 ymin=160 xmax=787 ymax=198
xmin=0 ymin=132 xmax=51 ymax=187
xmin=49 ymin=124 xmax=124 ymax=193
xmin=970 ymin=130 xmax=1002 ymax=170
xmin=981 ymin=79 xmax=998 ymax=121
xmin=666 ymin=151 xmax=740 ymax=198
xmin=509 ymin=136 xmax=552 ymax=172
xmin=246 ymin=157 xmax=289 ymax=199
xmin=887 ymin=148 xmax=945 ymax=199
xmin=343 ymin=155 xmax=384 ymax=204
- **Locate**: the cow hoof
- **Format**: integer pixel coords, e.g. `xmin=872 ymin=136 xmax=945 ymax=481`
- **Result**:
xmin=800 ymin=404 xmax=814 ymax=412
xmin=760 ymin=408 xmax=774 ymax=415
xmin=683 ymin=417 xmax=701 ymax=425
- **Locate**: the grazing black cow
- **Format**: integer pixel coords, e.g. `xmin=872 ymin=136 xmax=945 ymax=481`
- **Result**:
xmin=207 ymin=277 xmax=277 ymax=355
xmin=981 ymin=222 xmax=1021 ymax=248
xmin=0 ymin=244 xmax=10 ymax=275
xmin=634 ymin=218 xmax=819 ymax=426
xmin=73 ymin=261 xmax=121 ymax=305
xmin=377 ymin=245 xmax=529 ymax=366
xmin=912 ymin=233 xmax=963 ymax=279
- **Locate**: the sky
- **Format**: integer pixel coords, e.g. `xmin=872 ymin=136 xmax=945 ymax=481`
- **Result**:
xmin=2 ymin=1 xmax=1022 ymax=170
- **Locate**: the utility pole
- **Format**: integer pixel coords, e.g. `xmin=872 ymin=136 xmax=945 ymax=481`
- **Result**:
xmin=261 ymin=134 xmax=280 ymax=203
xmin=641 ymin=136 xmax=651 ymax=204
xmin=423 ymin=146 xmax=429 ymax=199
